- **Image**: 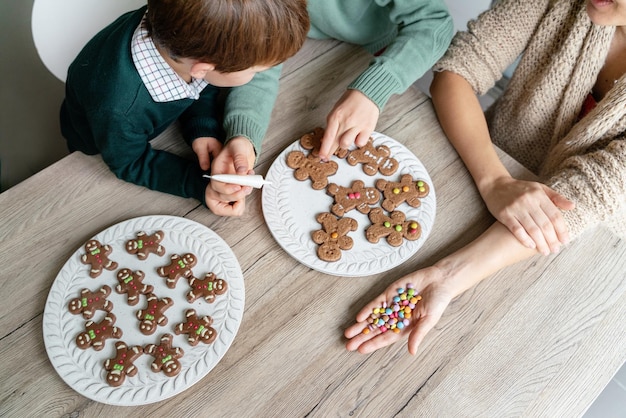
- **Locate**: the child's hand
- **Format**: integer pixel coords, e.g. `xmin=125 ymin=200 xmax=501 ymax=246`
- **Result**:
xmin=204 ymin=184 xmax=248 ymax=217
xmin=192 ymin=137 xmax=222 ymax=171
xmin=208 ymin=136 xmax=256 ymax=200
xmin=480 ymin=177 xmax=575 ymax=255
xmin=318 ymin=90 xmax=380 ymax=161
xmin=344 ymin=266 xmax=454 ymax=355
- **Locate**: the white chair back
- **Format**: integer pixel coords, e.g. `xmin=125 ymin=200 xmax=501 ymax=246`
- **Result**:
xmin=32 ymin=0 xmax=146 ymax=81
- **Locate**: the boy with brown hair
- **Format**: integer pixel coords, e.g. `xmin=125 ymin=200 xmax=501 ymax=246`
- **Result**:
xmin=60 ymin=0 xmax=309 ymax=216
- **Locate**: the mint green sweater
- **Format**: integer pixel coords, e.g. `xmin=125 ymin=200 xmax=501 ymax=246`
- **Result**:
xmin=307 ymin=0 xmax=454 ymax=108
xmin=229 ymin=0 xmax=454 ymax=148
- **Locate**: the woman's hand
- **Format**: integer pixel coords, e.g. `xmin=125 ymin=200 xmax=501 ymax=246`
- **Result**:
xmin=318 ymin=90 xmax=379 ymax=161
xmin=480 ymin=176 xmax=575 ymax=255
xmin=345 ymin=221 xmax=544 ymax=354
xmin=344 ymin=266 xmax=455 ymax=355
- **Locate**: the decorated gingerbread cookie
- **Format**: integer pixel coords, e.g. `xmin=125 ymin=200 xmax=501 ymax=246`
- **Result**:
xmin=365 ymin=208 xmax=422 ymax=247
xmin=144 ymin=333 xmax=185 ymax=377
xmin=286 ymin=150 xmax=338 ymax=190
xmin=80 ymin=239 xmax=118 ymax=278
xmin=187 ymin=272 xmax=228 ymax=304
xmin=157 ymin=253 xmax=197 ymax=288
xmin=125 ymin=230 xmax=166 ymax=260
xmin=375 ymin=174 xmax=430 ymax=212
xmin=136 ymin=293 xmax=174 ymax=336
xmin=175 ymin=309 xmax=217 ymax=346
xmin=346 ymin=138 xmax=399 ymax=176
xmin=76 ymin=313 xmax=123 ymax=351
xmin=68 ymin=285 xmax=113 ymax=319
xmin=326 ymin=180 xmax=381 ymax=217
xmin=312 ymin=212 xmax=358 ymax=262
xmin=115 ymin=268 xmax=153 ymax=306
xmin=103 ymin=341 xmax=143 ymax=387
xmin=299 ymin=127 xmax=348 ymax=159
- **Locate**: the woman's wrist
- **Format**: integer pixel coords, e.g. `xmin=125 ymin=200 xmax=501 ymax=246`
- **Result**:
xmin=474 ymin=170 xmax=512 ymax=200
xmin=431 ymin=253 xmax=476 ymax=299
xmin=431 ymin=222 xmax=539 ymax=298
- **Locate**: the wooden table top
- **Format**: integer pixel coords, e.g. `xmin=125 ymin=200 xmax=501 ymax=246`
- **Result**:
xmin=1 ymin=39 xmax=625 ymax=418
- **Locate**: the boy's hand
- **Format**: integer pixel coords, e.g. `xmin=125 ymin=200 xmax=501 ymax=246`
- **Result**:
xmin=204 ymin=184 xmax=247 ymax=217
xmin=192 ymin=137 xmax=222 ymax=171
xmin=480 ymin=177 xmax=574 ymax=255
xmin=208 ymin=136 xmax=256 ymax=203
xmin=319 ymin=90 xmax=380 ymax=161
xmin=344 ymin=266 xmax=454 ymax=355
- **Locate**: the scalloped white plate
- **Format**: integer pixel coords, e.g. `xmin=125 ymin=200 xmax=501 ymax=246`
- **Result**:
xmin=43 ymin=215 xmax=245 ymax=405
xmin=262 ymin=131 xmax=436 ymax=277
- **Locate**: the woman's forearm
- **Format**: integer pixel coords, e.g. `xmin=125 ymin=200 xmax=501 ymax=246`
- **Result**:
xmin=343 ymin=221 xmax=541 ymax=355
xmin=430 ymin=70 xmax=511 ymax=193
xmin=434 ymin=221 xmax=539 ymax=297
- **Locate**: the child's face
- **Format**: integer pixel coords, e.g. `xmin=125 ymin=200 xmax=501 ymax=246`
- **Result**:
xmin=586 ymin=0 xmax=626 ymax=26
xmin=201 ymin=65 xmax=272 ymax=87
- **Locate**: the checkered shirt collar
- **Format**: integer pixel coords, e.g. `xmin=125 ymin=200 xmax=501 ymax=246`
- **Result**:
xmin=131 ymin=13 xmax=208 ymax=102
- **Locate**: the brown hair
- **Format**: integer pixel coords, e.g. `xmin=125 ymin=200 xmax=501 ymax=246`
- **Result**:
xmin=145 ymin=0 xmax=309 ymax=72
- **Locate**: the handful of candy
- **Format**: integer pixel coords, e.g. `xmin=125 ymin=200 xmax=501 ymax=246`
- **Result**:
xmin=363 ymin=284 xmax=421 ymax=334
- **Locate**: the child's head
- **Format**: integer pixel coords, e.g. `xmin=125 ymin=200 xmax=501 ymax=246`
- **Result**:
xmin=145 ymin=0 xmax=310 ymax=73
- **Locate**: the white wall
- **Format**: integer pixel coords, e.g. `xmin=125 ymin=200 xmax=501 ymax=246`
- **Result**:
xmin=445 ymin=0 xmax=492 ymax=32
xmin=0 ymin=0 xmax=67 ymax=192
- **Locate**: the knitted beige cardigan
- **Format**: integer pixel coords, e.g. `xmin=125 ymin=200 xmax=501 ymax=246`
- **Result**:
xmin=433 ymin=0 xmax=626 ymax=240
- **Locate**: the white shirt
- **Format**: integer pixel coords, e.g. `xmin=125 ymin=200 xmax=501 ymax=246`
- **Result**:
xmin=131 ymin=13 xmax=208 ymax=102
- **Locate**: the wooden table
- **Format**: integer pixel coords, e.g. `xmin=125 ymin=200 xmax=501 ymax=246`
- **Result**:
xmin=1 ymin=39 xmax=625 ymax=418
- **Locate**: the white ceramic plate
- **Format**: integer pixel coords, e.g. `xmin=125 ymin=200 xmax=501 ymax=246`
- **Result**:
xmin=43 ymin=215 xmax=245 ymax=405
xmin=262 ymin=131 xmax=436 ymax=277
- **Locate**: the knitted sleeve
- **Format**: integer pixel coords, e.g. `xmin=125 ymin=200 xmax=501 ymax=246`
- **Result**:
xmin=178 ymin=86 xmax=222 ymax=145
xmin=433 ymin=0 xmax=552 ymax=95
xmin=90 ymin=108 xmax=208 ymax=206
xmin=222 ymin=65 xmax=283 ymax=158
xmin=545 ymin=137 xmax=626 ymax=239
xmin=349 ymin=0 xmax=454 ymax=110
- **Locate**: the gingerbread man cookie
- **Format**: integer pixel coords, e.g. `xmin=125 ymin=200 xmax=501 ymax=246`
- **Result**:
xmin=68 ymin=285 xmax=113 ymax=319
xmin=115 ymin=268 xmax=153 ymax=306
xmin=346 ymin=138 xmax=399 ymax=176
xmin=299 ymin=127 xmax=348 ymax=159
xmin=326 ymin=180 xmax=381 ymax=217
xmin=175 ymin=309 xmax=217 ymax=346
xmin=76 ymin=313 xmax=123 ymax=351
xmin=187 ymin=272 xmax=228 ymax=304
xmin=286 ymin=150 xmax=338 ymax=190
xmin=103 ymin=341 xmax=143 ymax=387
xmin=157 ymin=253 xmax=197 ymax=288
xmin=136 ymin=293 xmax=174 ymax=335
xmin=365 ymin=208 xmax=422 ymax=247
xmin=312 ymin=212 xmax=358 ymax=262
xmin=80 ymin=239 xmax=118 ymax=278
xmin=125 ymin=230 xmax=166 ymax=260
xmin=144 ymin=333 xmax=185 ymax=377
xmin=376 ymin=174 xmax=430 ymax=212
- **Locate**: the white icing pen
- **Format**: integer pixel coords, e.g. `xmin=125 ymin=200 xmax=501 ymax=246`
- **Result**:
xmin=202 ymin=174 xmax=272 ymax=188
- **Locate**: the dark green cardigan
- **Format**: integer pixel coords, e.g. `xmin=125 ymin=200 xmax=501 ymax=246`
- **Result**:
xmin=60 ymin=6 xmax=221 ymax=205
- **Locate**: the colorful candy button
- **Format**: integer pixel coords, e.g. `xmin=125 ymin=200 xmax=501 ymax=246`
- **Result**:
xmin=362 ymin=283 xmax=422 ymax=335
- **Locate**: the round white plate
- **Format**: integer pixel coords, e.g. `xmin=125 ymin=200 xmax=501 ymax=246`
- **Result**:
xmin=262 ymin=131 xmax=436 ymax=277
xmin=43 ymin=215 xmax=245 ymax=405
